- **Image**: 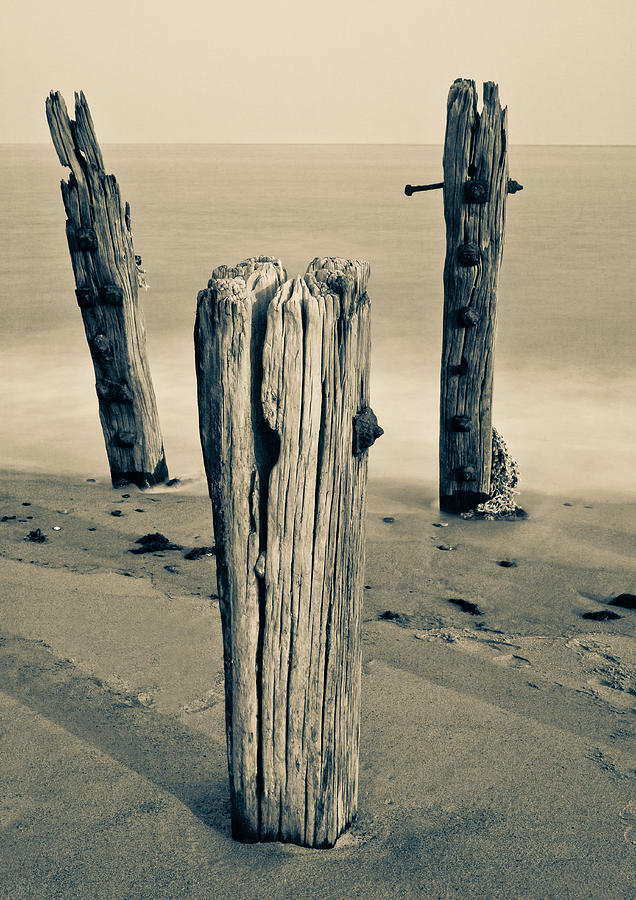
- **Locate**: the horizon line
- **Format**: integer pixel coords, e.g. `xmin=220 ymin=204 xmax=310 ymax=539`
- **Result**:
xmin=2 ymin=141 xmax=635 ymax=149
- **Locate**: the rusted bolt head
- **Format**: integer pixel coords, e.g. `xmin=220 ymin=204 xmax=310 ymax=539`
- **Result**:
xmin=457 ymin=243 xmax=480 ymax=266
xmin=450 ymin=415 xmax=471 ymax=433
xmin=116 ymin=430 xmax=137 ymax=448
xmin=456 ymin=465 xmax=477 ymax=482
xmin=353 ymin=407 xmax=384 ymax=457
xmin=75 ymin=287 xmax=95 ymax=309
xmin=464 ymin=180 xmax=489 ymax=203
xmin=96 ymin=380 xmax=133 ymax=404
xmin=91 ymin=333 xmax=112 ymax=355
xmin=99 ymin=285 xmax=124 ymax=306
xmin=450 ymin=359 xmax=468 ymax=376
xmin=77 ymin=228 xmax=98 ymax=251
xmin=458 ymin=306 xmax=480 ymax=328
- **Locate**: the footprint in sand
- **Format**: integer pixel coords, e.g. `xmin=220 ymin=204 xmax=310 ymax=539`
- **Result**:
xmin=492 ymin=653 xmax=532 ymax=668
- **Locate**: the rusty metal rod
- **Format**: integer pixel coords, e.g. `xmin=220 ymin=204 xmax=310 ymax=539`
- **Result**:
xmin=405 ymin=179 xmax=523 ymax=197
xmin=404 ymin=182 xmax=443 ymax=196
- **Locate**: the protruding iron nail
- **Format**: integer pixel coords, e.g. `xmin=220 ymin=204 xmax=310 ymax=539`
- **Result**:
xmin=404 ymin=182 xmax=444 ymax=196
xmin=507 ymin=179 xmax=523 ymax=194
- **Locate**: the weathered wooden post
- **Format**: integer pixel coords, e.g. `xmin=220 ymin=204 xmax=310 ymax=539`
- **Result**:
xmin=46 ymin=91 xmax=168 ymax=487
xmin=195 ymin=256 xmax=382 ymax=847
xmin=406 ymin=79 xmax=522 ymax=514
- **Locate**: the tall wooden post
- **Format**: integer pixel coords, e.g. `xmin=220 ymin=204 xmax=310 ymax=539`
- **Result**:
xmin=195 ymin=256 xmax=382 ymax=847
xmin=46 ymin=91 xmax=168 ymax=487
xmin=439 ymin=80 xmax=509 ymax=513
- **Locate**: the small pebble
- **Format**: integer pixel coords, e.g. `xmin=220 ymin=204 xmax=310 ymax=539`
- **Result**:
xmin=563 ymin=502 xmax=573 ymax=507
xmin=364 ymin=585 xmax=372 ymax=590
xmin=110 ymin=510 xmax=124 ymax=517
xmin=497 ymin=560 xmax=517 ymax=568
xmin=88 ymin=527 xmax=97 ymax=531
xmin=53 ymin=526 xmax=61 ymax=531
xmin=382 ymin=517 xmax=395 ymax=524
xmin=22 ymin=502 xmax=31 ymax=507
xmin=134 ymin=508 xmax=145 ymax=513
xmin=121 ymin=493 xmax=131 ymax=499
xmin=436 ymin=544 xmax=455 ymax=551
xmin=86 ymin=478 xmax=96 ymax=482
xmin=57 ymin=509 xmax=69 ymax=515
xmin=164 ymin=565 xmax=180 ymax=574
xmin=432 ymin=522 xmax=449 ymax=528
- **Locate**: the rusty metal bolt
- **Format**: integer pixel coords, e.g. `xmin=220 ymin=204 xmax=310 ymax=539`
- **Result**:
xmin=116 ymin=430 xmax=137 ymax=448
xmin=458 ymin=306 xmax=480 ymax=328
xmin=99 ymin=285 xmax=124 ymax=306
xmin=96 ymin=380 xmax=133 ymax=404
xmin=464 ymin=180 xmax=489 ymax=203
xmin=450 ymin=359 xmax=468 ymax=376
xmin=450 ymin=415 xmax=471 ymax=432
xmin=456 ymin=465 xmax=477 ymax=482
xmin=353 ymin=407 xmax=384 ymax=457
xmin=457 ymin=243 xmax=480 ymax=266
xmin=77 ymin=228 xmax=98 ymax=251
xmin=75 ymin=287 xmax=96 ymax=309
xmin=507 ymin=179 xmax=524 ymax=194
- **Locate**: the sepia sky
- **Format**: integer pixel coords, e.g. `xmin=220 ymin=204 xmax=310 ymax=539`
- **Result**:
xmin=1 ymin=0 xmax=634 ymax=144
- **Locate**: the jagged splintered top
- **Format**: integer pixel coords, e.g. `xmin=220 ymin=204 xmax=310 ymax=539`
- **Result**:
xmin=199 ymin=256 xmax=371 ymax=321
xmin=46 ymin=91 xmax=106 ymax=173
xmin=447 ymin=79 xmax=506 ymax=119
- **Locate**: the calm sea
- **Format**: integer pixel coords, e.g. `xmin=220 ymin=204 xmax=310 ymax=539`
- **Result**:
xmin=1 ymin=144 xmax=634 ymax=498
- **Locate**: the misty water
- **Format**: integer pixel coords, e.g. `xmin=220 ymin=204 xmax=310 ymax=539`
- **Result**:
xmin=1 ymin=144 xmax=634 ymax=498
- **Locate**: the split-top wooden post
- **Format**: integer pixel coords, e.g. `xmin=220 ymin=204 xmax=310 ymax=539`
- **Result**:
xmin=195 ymin=256 xmax=382 ymax=847
xmin=46 ymin=91 xmax=168 ymax=487
xmin=438 ymin=79 xmax=511 ymax=512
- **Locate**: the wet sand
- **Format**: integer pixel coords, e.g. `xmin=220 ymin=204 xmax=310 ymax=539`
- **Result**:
xmin=1 ymin=470 xmax=634 ymax=899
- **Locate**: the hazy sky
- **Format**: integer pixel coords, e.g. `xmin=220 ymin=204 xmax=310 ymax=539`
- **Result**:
xmin=1 ymin=0 xmax=634 ymax=144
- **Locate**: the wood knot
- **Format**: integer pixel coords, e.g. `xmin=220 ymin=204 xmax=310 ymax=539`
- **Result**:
xmin=353 ymin=407 xmax=384 ymax=457
xmin=456 ymin=465 xmax=476 ymax=482
xmin=463 ymin=180 xmax=489 ymax=203
xmin=77 ymin=228 xmax=98 ymax=251
xmin=116 ymin=430 xmax=137 ymax=448
xmin=457 ymin=243 xmax=480 ymax=266
xmin=450 ymin=415 xmax=471 ymax=432
xmin=507 ymin=179 xmax=523 ymax=194
xmin=75 ymin=287 xmax=96 ymax=309
xmin=99 ymin=285 xmax=124 ymax=306
xmin=457 ymin=306 xmax=479 ymax=328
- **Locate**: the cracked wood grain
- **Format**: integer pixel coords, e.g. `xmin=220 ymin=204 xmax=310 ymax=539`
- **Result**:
xmin=45 ymin=91 xmax=167 ymax=486
xmin=195 ymin=256 xmax=375 ymax=847
xmin=439 ymin=80 xmax=509 ymax=513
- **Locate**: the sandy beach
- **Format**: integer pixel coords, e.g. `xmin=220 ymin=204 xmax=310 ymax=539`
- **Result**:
xmin=0 ymin=469 xmax=634 ymax=899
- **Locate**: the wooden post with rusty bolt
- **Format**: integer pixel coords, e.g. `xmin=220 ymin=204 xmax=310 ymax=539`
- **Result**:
xmin=405 ymin=79 xmax=522 ymax=513
xmin=46 ymin=91 xmax=168 ymax=487
xmin=195 ymin=256 xmax=382 ymax=848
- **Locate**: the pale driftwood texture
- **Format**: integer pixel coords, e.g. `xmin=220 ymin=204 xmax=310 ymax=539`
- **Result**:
xmin=46 ymin=91 xmax=168 ymax=486
xmin=439 ymin=80 xmax=508 ymax=513
xmin=195 ymin=256 xmax=380 ymax=847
